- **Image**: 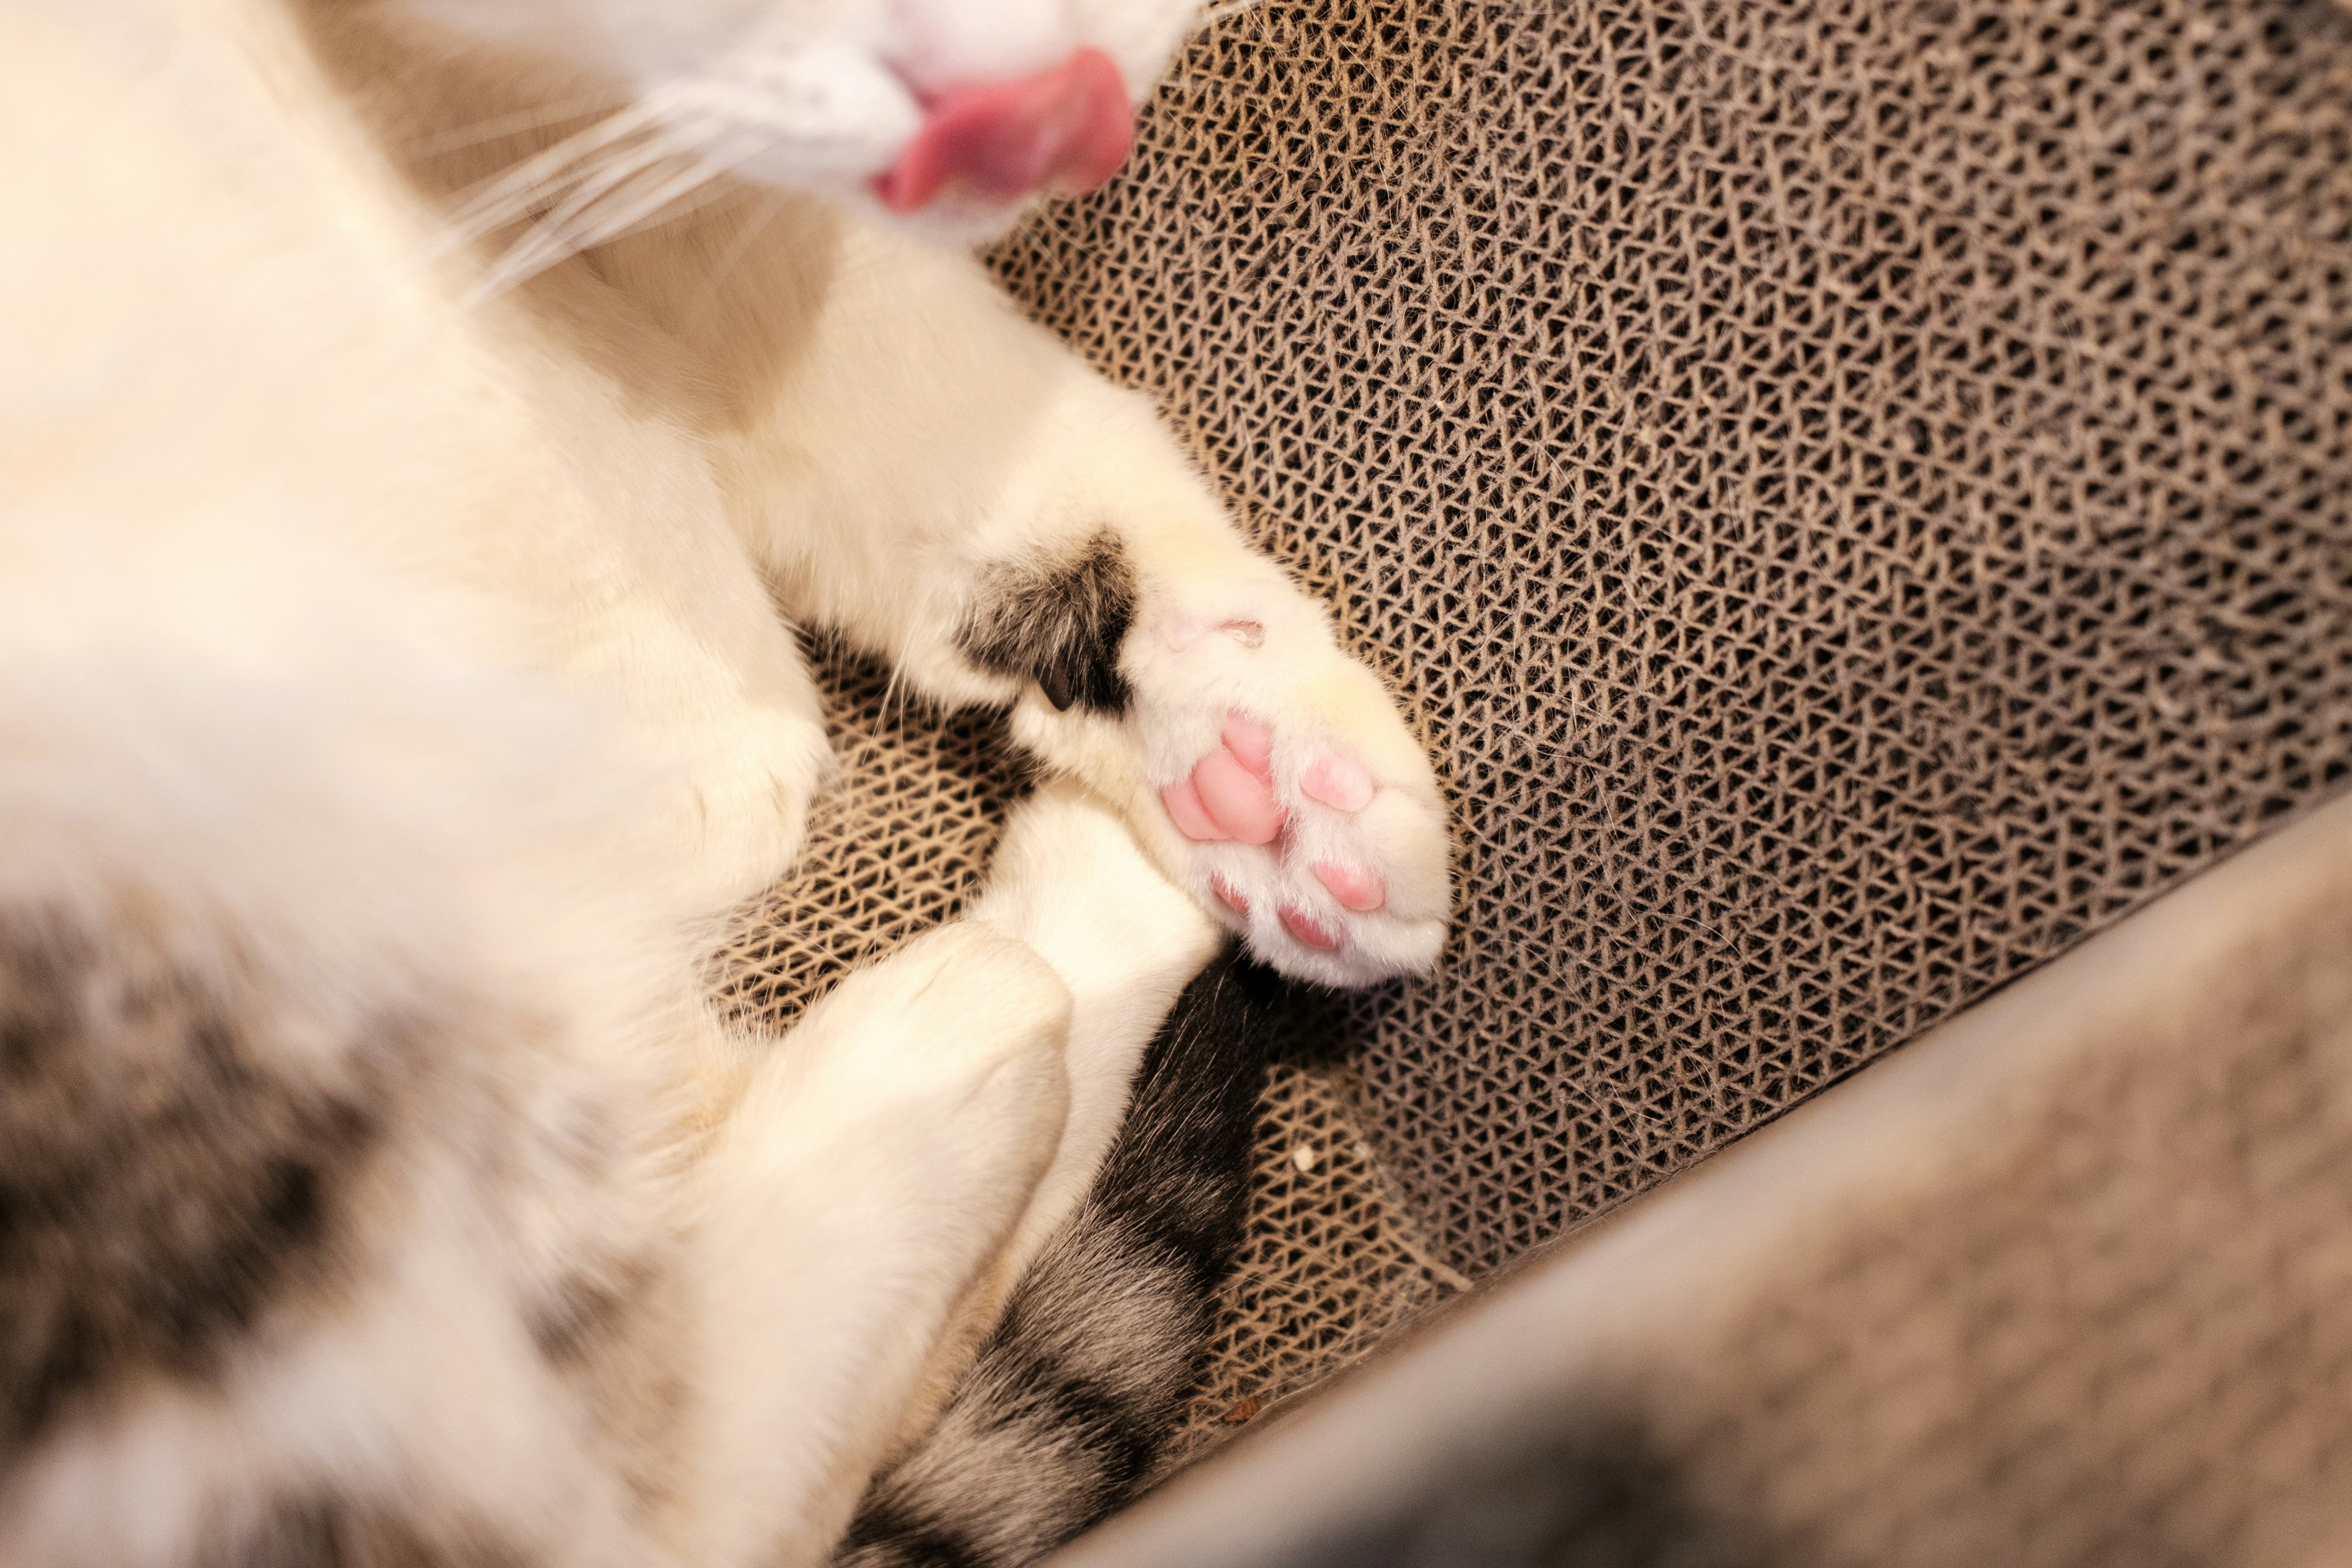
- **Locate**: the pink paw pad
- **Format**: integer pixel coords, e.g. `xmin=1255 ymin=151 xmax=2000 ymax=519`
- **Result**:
xmin=1280 ymin=906 xmax=1341 ymax=950
xmin=1313 ymin=861 xmax=1386 ymax=913
xmin=1193 ymin=750 xmax=1286 ymax=845
xmin=1163 ymin=711 xmax=1286 ymax=847
xmin=1301 ymin=753 xmax=1375 ymax=813
xmin=1160 ymin=777 xmax=1226 ymax=842
xmin=1162 ymin=712 xmax=1390 ymax=958
xmin=1222 ymin=713 xmax=1274 ymax=777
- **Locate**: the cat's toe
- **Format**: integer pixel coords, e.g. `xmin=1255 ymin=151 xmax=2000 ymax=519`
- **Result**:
xmin=1159 ymin=714 xmax=1288 ymax=844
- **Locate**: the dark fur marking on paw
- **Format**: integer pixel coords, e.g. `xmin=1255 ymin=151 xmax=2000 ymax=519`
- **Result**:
xmin=957 ymin=533 xmax=1136 ymax=715
xmin=206 ymin=1496 xmax=533 ymax=1568
xmin=0 ymin=910 xmax=395 ymax=1457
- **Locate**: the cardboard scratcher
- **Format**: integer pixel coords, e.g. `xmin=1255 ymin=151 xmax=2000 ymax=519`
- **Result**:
xmin=711 ymin=0 xmax=2352 ymax=1551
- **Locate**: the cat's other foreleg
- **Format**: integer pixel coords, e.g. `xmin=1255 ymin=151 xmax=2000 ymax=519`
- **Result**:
xmin=723 ymin=219 xmax=1450 ymax=987
xmin=873 ymin=779 xmax=1223 ymax=1455
xmin=838 ymin=788 xmax=1278 ymax=1568
xmin=679 ymin=924 xmax=1072 ymax=1568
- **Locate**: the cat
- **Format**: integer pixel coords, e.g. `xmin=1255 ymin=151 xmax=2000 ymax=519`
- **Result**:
xmin=0 ymin=1 xmax=1451 ymax=1564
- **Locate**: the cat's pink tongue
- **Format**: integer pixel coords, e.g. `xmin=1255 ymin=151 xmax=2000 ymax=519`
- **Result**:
xmin=872 ymin=48 xmax=1133 ymax=214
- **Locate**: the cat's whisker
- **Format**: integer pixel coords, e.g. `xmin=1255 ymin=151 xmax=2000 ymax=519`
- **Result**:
xmin=518 ymin=129 xmax=701 ymax=245
xmin=439 ymin=100 xmax=669 ymax=251
xmin=577 ymin=157 xmax=744 ymax=247
xmin=456 ymin=110 xmax=715 ymax=277
xmin=1162 ymin=72 xmax=1251 ymax=107
xmin=1027 ymin=203 xmax=1110 ymax=265
xmin=469 ymin=144 xmax=739 ymax=301
xmin=685 ymin=193 xmax=788 ymax=320
xmin=1199 ymin=0 xmax=1277 ymax=27
xmin=461 ymin=106 xmax=786 ymax=301
xmin=401 ymin=92 xmax=630 ymax=162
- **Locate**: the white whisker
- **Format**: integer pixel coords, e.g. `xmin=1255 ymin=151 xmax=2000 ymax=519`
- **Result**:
xmin=438 ymin=100 xmax=668 ymax=252
xmin=686 ymin=194 xmax=788 ymax=321
xmin=525 ymin=130 xmax=699 ymax=245
xmin=569 ymin=157 xmax=741 ymax=248
xmin=1200 ymin=0 xmax=1277 ymax=26
xmin=401 ymin=92 xmax=626 ymax=161
xmin=466 ymin=142 xmax=744 ymax=303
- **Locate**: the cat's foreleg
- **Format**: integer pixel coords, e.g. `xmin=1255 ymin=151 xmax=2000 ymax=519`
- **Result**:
xmin=875 ymin=778 xmax=1224 ymax=1455
xmin=679 ymin=922 xmax=1072 ymax=1568
xmin=725 ymin=219 xmax=1450 ymax=987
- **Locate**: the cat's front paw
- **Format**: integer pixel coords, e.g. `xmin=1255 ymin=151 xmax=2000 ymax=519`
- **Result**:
xmin=1121 ymin=594 xmax=1450 ymax=988
xmin=971 ymin=530 xmax=1450 ymax=987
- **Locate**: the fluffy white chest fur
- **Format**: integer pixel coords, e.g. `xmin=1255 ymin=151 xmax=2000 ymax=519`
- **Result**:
xmin=0 ymin=1 xmax=1450 ymax=1564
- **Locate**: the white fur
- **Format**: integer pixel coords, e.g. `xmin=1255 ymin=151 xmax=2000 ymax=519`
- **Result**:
xmin=0 ymin=0 xmax=1449 ymax=1558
